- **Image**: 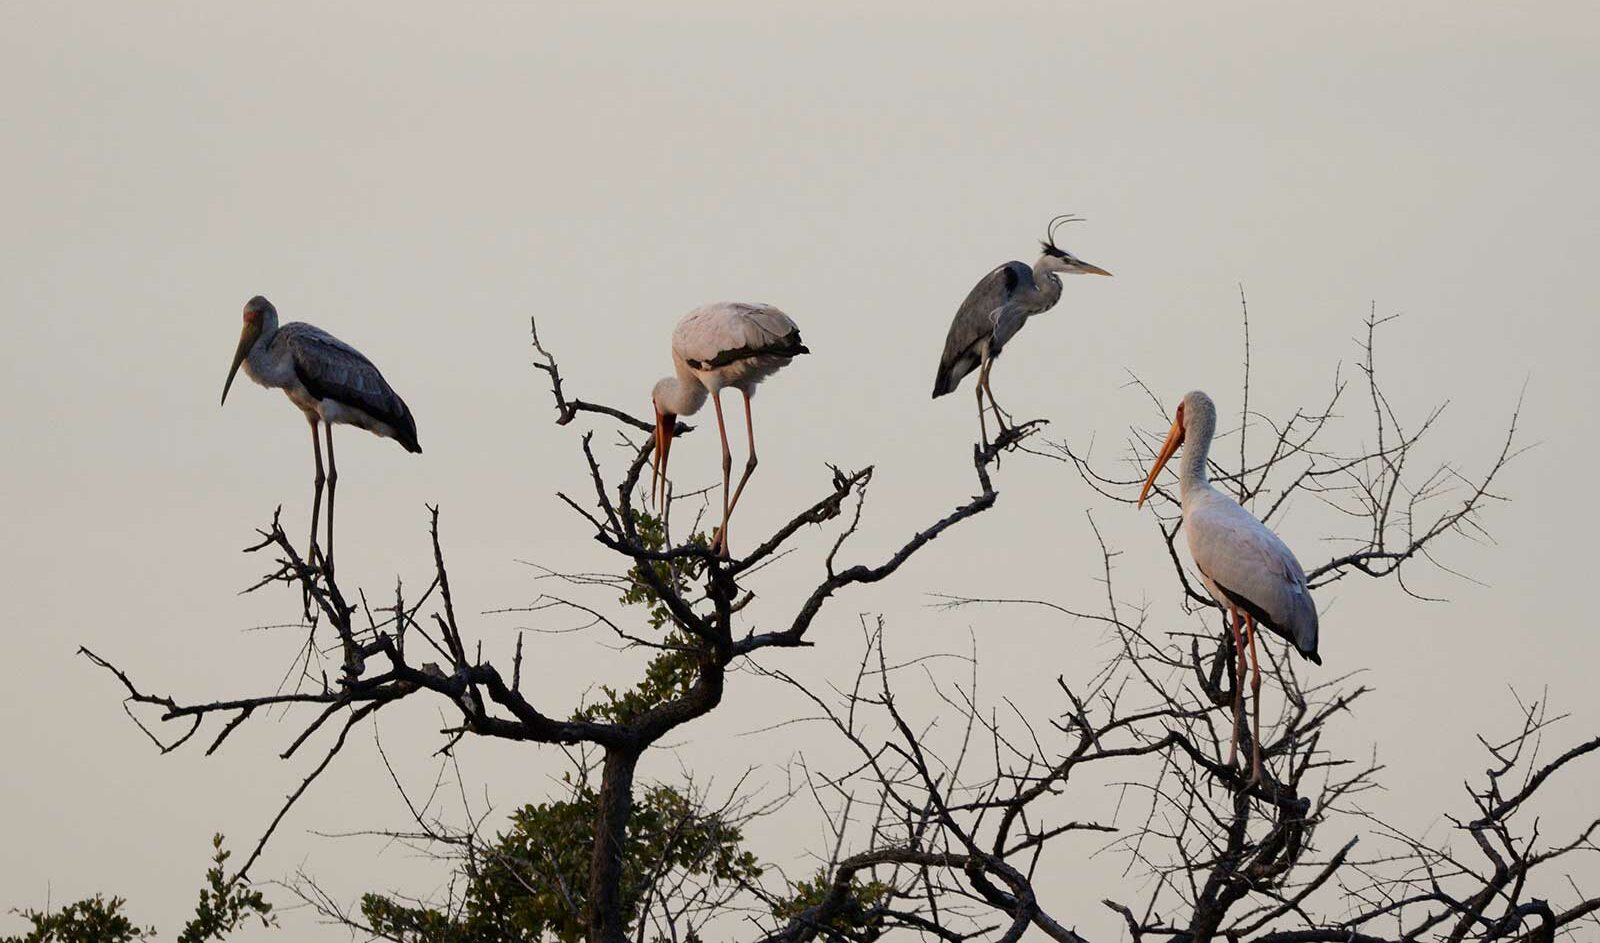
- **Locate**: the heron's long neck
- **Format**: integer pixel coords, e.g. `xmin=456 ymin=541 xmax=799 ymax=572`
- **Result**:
xmin=1028 ymin=259 xmax=1064 ymax=311
xmin=1178 ymin=412 xmax=1217 ymax=503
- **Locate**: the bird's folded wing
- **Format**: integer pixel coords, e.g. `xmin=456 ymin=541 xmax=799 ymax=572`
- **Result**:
xmin=281 ymin=324 xmax=415 ymax=433
xmin=1189 ymin=500 xmax=1313 ymax=634
xmin=938 ymin=263 xmax=1026 ymax=364
xmin=681 ymin=304 xmax=808 ymax=368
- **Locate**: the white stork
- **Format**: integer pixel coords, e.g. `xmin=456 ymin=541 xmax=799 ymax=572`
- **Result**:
xmin=932 ymin=215 xmax=1111 ymax=447
xmin=650 ymin=302 xmax=808 ymax=557
xmin=221 ymin=295 xmax=420 ymax=571
xmin=1138 ymin=390 xmax=1320 ymax=784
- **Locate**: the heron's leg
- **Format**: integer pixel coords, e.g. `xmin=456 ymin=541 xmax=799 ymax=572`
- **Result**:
xmin=723 ymin=389 xmax=760 ymax=525
xmin=1246 ymin=614 xmax=1263 ymax=785
xmin=324 ymin=421 xmax=338 ymax=578
xmin=1227 ymin=606 xmax=1246 ymax=768
xmin=980 ymin=365 xmax=1013 ymax=429
xmin=975 ymin=359 xmax=991 ymax=450
xmin=710 ymin=390 xmax=733 ymax=557
xmin=307 ymin=414 xmax=326 ymax=565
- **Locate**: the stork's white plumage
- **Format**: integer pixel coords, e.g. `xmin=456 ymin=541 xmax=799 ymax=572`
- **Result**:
xmin=651 ymin=302 xmax=809 ymax=556
xmin=221 ymin=295 xmax=420 ymax=572
xmin=1138 ymin=390 xmax=1320 ymax=784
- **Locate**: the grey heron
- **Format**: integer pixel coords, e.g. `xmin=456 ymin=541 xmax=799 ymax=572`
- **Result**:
xmin=650 ymin=302 xmax=809 ymax=557
xmin=221 ymin=295 xmax=420 ymax=572
xmin=931 ymin=215 xmax=1112 ymax=447
xmin=1138 ymin=390 xmax=1320 ymax=785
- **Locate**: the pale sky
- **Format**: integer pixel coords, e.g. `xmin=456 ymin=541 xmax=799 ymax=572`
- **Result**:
xmin=2 ymin=3 xmax=1597 ymax=940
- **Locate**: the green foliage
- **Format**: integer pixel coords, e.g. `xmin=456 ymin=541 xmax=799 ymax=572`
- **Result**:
xmin=175 ymin=835 xmax=275 ymax=943
xmin=571 ymin=641 xmax=702 ymax=726
xmin=770 ymin=870 xmax=892 ymax=941
xmin=1 ymin=895 xmax=154 ymax=943
xmin=1 ymin=836 xmax=271 ymax=943
xmin=577 ymin=508 xmax=710 ymax=725
xmin=360 ymin=782 xmax=761 ymax=943
xmin=357 ymin=507 xmax=763 ymax=941
xmin=618 ymin=509 xmax=707 ymax=631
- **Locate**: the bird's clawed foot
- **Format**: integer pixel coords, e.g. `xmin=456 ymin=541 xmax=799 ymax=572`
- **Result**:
xmin=709 ymin=528 xmax=732 ymax=559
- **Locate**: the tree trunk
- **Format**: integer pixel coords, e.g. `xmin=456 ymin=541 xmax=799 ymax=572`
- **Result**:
xmin=588 ymin=745 xmax=640 ymax=943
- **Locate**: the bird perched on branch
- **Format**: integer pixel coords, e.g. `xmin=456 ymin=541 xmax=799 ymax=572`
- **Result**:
xmin=650 ymin=302 xmax=808 ymax=557
xmin=932 ymin=215 xmax=1112 ymax=447
xmin=1138 ymin=390 xmax=1320 ymax=785
xmin=221 ymin=295 xmax=420 ymax=572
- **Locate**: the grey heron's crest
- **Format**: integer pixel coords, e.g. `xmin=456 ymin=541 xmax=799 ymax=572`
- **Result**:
xmin=1040 ymin=213 xmax=1086 ymax=258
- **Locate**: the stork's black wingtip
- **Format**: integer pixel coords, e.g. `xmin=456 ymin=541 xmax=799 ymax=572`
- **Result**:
xmin=1304 ymin=650 xmax=1322 ymax=666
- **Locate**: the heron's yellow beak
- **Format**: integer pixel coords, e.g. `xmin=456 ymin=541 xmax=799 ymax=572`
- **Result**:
xmin=652 ymin=407 xmax=676 ymax=507
xmin=1138 ymin=405 xmax=1185 ymax=508
xmin=221 ymin=320 xmax=261 ymax=406
xmin=1073 ymin=259 xmax=1113 ymax=277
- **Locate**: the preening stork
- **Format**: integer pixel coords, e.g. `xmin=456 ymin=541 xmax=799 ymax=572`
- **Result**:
xmin=1138 ymin=390 xmax=1319 ymax=785
xmin=651 ymin=302 xmax=808 ymax=557
xmin=221 ymin=295 xmax=420 ymax=571
xmin=932 ymin=215 xmax=1111 ymax=447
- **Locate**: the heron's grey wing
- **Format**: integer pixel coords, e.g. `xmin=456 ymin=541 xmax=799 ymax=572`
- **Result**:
xmin=1188 ymin=497 xmax=1320 ymax=660
xmin=990 ymin=299 xmax=1034 ymax=351
xmin=278 ymin=323 xmax=421 ymax=451
xmin=695 ymin=303 xmax=808 ymax=368
xmin=932 ymin=262 xmax=1029 ymax=398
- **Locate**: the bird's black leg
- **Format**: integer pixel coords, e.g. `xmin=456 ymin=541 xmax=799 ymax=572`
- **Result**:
xmin=710 ymin=390 xmax=733 ymax=557
xmin=1246 ymin=613 xmax=1263 ymax=786
xmin=308 ymin=415 xmax=325 ymax=567
xmin=722 ymin=389 xmax=760 ymax=527
xmin=324 ymin=421 xmax=338 ymax=579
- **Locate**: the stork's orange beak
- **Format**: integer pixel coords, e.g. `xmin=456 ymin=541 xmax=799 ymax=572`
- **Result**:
xmin=1072 ymin=258 xmax=1113 ymax=277
xmin=1138 ymin=404 xmax=1185 ymax=508
xmin=652 ymin=407 xmax=676 ymax=507
xmin=221 ymin=319 xmax=262 ymax=406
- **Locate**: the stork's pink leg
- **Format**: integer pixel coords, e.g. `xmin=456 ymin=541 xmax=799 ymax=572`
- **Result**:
xmin=722 ymin=390 xmax=760 ymax=525
xmin=1228 ymin=606 xmax=1246 ymax=768
xmin=710 ymin=391 xmax=733 ymax=557
xmin=1246 ymin=613 xmax=1263 ymax=785
xmin=307 ymin=414 xmax=325 ymax=566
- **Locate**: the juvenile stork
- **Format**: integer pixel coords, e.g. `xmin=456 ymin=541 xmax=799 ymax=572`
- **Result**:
xmin=1138 ymin=390 xmax=1319 ymax=785
xmin=650 ymin=302 xmax=808 ymax=557
xmin=221 ymin=295 xmax=420 ymax=571
xmin=932 ymin=215 xmax=1111 ymax=447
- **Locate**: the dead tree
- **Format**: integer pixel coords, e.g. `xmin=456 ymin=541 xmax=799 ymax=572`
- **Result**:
xmin=737 ymin=305 xmax=1594 ymax=943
